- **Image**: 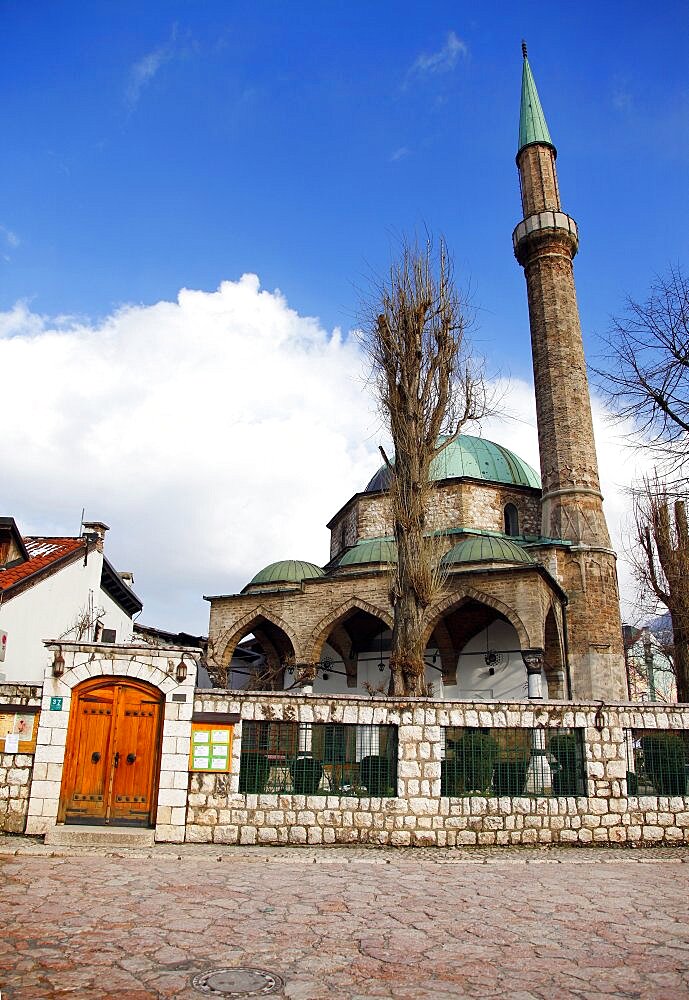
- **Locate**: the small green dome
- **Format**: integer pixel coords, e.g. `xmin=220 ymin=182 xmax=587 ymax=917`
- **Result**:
xmin=441 ymin=535 xmax=533 ymax=567
xmin=338 ymin=538 xmax=398 ymax=567
xmin=248 ymin=560 xmax=324 ymax=586
xmin=365 ymin=435 xmax=540 ymax=492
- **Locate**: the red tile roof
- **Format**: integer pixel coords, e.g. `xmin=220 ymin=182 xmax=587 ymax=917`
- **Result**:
xmin=0 ymin=537 xmax=86 ymax=593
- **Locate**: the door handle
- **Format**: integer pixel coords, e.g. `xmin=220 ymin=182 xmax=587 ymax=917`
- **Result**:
xmin=91 ymin=751 xmax=101 ymax=763
xmin=113 ymin=751 xmax=120 ymax=768
xmin=126 ymin=753 xmax=136 ymax=764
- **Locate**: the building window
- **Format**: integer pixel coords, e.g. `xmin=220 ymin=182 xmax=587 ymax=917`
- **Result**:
xmin=100 ymin=628 xmax=116 ymax=644
xmin=504 ymin=503 xmax=519 ymax=536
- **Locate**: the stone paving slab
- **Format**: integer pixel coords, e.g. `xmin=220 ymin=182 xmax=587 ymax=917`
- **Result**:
xmin=1 ymin=840 xmax=689 ymax=998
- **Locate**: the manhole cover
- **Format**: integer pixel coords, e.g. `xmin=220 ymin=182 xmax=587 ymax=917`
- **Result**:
xmin=191 ymin=967 xmax=284 ymax=997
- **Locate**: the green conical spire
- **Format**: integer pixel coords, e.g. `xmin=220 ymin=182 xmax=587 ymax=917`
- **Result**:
xmin=518 ymin=42 xmax=554 ymax=155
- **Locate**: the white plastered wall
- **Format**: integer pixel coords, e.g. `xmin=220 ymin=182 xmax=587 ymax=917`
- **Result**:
xmin=26 ymin=643 xmax=199 ymax=843
xmin=0 ymin=550 xmax=138 ymax=684
xmin=0 ymin=551 xmax=103 ymax=684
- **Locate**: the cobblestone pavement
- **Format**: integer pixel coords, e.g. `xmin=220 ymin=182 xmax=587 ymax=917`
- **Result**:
xmin=1 ymin=839 xmax=689 ymax=999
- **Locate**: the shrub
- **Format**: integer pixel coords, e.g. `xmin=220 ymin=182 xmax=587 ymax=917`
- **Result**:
xmin=450 ymin=731 xmax=498 ymax=794
xmin=493 ymin=759 xmax=528 ymax=796
xmin=359 ymin=755 xmax=392 ymax=796
xmin=441 ymin=757 xmax=462 ymax=796
xmin=641 ymin=734 xmax=687 ymax=795
xmin=549 ymin=733 xmax=582 ymax=796
xmin=290 ymin=757 xmax=324 ymax=795
xmin=239 ymin=752 xmax=270 ymax=794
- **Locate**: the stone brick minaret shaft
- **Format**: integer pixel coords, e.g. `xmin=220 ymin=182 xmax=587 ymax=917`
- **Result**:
xmin=513 ymin=44 xmax=626 ymax=700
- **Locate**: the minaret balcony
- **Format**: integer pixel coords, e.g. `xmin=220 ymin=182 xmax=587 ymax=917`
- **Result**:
xmin=512 ymin=211 xmax=578 ymax=258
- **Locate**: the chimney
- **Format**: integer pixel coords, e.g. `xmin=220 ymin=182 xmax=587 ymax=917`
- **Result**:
xmin=81 ymin=521 xmax=110 ymax=553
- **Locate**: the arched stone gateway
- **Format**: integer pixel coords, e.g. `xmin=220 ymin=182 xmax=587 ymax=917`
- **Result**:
xmin=25 ymin=643 xmax=199 ymax=841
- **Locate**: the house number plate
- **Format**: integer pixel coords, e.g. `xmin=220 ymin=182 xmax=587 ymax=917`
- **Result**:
xmin=50 ymin=696 xmax=64 ymax=711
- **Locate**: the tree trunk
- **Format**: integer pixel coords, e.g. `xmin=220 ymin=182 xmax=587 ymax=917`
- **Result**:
xmin=388 ymin=448 xmax=430 ymax=697
xmin=672 ymin=614 xmax=689 ymax=703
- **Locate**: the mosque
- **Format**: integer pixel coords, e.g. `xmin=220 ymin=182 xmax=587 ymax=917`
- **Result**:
xmin=205 ymin=48 xmax=628 ymax=706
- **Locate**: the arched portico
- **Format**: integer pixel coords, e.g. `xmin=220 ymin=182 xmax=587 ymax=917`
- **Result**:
xmin=218 ymin=608 xmax=298 ymax=690
xmin=423 ymin=591 xmax=533 ymax=701
xmin=306 ymin=599 xmax=393 ymax=694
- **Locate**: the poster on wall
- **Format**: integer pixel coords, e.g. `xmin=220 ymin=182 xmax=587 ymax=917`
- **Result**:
xmin=0 ymin=710 xmax=38 ymax=753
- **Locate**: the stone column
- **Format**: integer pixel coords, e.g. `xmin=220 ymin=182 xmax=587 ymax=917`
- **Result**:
xmin=522 ymin=648 xmax=544 ymax=700
xmin=522 ymin=648 xmax=552 ymax=793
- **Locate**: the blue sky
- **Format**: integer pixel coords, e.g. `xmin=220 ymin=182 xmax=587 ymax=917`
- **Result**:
xmin=1 ymin=2 xmax=688 ymax=631
xmin=3 ymin=2 xmax=688 ymax=376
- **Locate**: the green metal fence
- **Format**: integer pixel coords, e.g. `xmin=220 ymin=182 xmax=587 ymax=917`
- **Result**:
xmin=239 ymin=722 xmax=398 ymax=796
xmin=625 ymin=730 xmax=689 ymax=795
xmin=442 ymin=727 xmax=586 ymax=797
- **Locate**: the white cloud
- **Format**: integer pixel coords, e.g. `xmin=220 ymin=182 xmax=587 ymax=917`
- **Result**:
xmin=0 ymin=281 xmax=651 ymax=635
xmin=125 ymin=28 xmax=178 ymax=108
xmin=0 ymin=225 xmax=19 ymax=249
xmin=409 ymin=30 xmax=468 ymax=78
xmin=0 ymin=277 xmax=380 ymax=632
xmin=390 ymin=146 xmax=410 ymax=162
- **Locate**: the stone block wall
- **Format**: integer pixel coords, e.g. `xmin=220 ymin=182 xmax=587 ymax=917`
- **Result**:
xmin=0 ymin=683 xmax=42 ymax=833
xmin=185 ymin=692 xmax=689 ymax=847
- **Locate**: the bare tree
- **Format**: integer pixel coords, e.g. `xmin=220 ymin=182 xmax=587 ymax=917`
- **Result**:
xmin=595 ymin=265 xmax=689 ymax=484
xmin=630 ymin=478 xmax=689 ymax=702
xmin=360 ymin=237 xmax=487 ymax=696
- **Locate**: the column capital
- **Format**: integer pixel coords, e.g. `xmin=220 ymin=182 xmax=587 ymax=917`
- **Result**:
xmin=521 ymin=648 xmax=544 ymax=673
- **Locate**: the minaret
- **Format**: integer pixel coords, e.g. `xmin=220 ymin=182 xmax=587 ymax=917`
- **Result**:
xmin=513 ymin=44 xmax=626 ymax=700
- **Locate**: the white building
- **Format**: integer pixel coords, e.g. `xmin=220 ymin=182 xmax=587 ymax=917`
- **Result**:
xmin=0 ymin=517 xmax=142 ymax=683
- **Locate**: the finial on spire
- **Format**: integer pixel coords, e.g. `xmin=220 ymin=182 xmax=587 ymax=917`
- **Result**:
xmin=521 ymin=40 xmax=528 ymax=59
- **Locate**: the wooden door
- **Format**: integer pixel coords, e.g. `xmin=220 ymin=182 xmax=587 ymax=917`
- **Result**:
xmin=59 ymin=678 xmax=163 ymax=827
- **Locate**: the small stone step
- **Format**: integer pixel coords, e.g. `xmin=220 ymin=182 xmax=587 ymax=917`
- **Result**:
xmin=44 ymin=825 xmax=155 ymax=849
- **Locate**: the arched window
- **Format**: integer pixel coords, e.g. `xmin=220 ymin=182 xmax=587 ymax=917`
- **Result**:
xmin=504 ymin=503 xmax=519 ymax=537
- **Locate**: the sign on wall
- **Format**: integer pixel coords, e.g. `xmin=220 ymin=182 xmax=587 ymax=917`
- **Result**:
xmin=189 ymin=724 xmax=234 ymax=772
xmin=0 ymin=629 xmax=7 ymax=662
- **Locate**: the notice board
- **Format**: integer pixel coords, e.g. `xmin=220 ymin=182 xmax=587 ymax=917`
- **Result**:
xmin=189 ymin=723 xmax=234 ymax=772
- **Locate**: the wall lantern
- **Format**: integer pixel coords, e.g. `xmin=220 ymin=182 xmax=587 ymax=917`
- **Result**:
xmin=52 ymin=647 xmax=65 ymax=677
xmin=175 ymin=658 xmax=188 ymax=684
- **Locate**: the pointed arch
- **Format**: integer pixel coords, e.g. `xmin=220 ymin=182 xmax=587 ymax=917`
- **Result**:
xmin=543 ymin=603 xmax=566 ymax=698
xmin=217 ymin=606 xmax=299 ymax=668
xmin=423 ymin=586 xmax=531 ymax=650
xmin=306 ymin=597 xmax=393 ymax=664
xmin=427 ymin=618 xmax=458 ymax=685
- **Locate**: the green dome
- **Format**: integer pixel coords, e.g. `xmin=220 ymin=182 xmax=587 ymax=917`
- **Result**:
xmin=441 ymin=535 xmax=533 ymax=567
xmin=365 ymin=435 xmax=540 ymax=492
xmin=248 ymin=560 xmax=324 ymax=586
xmin=338 ymin=538 xmax=398 ymax=567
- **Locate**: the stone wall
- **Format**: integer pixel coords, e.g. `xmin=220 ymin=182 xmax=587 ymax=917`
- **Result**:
xmin=185 ymin=691 xmax=689 ymax=847
xmin=0 ymin=683 xmax=41 ymax=833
